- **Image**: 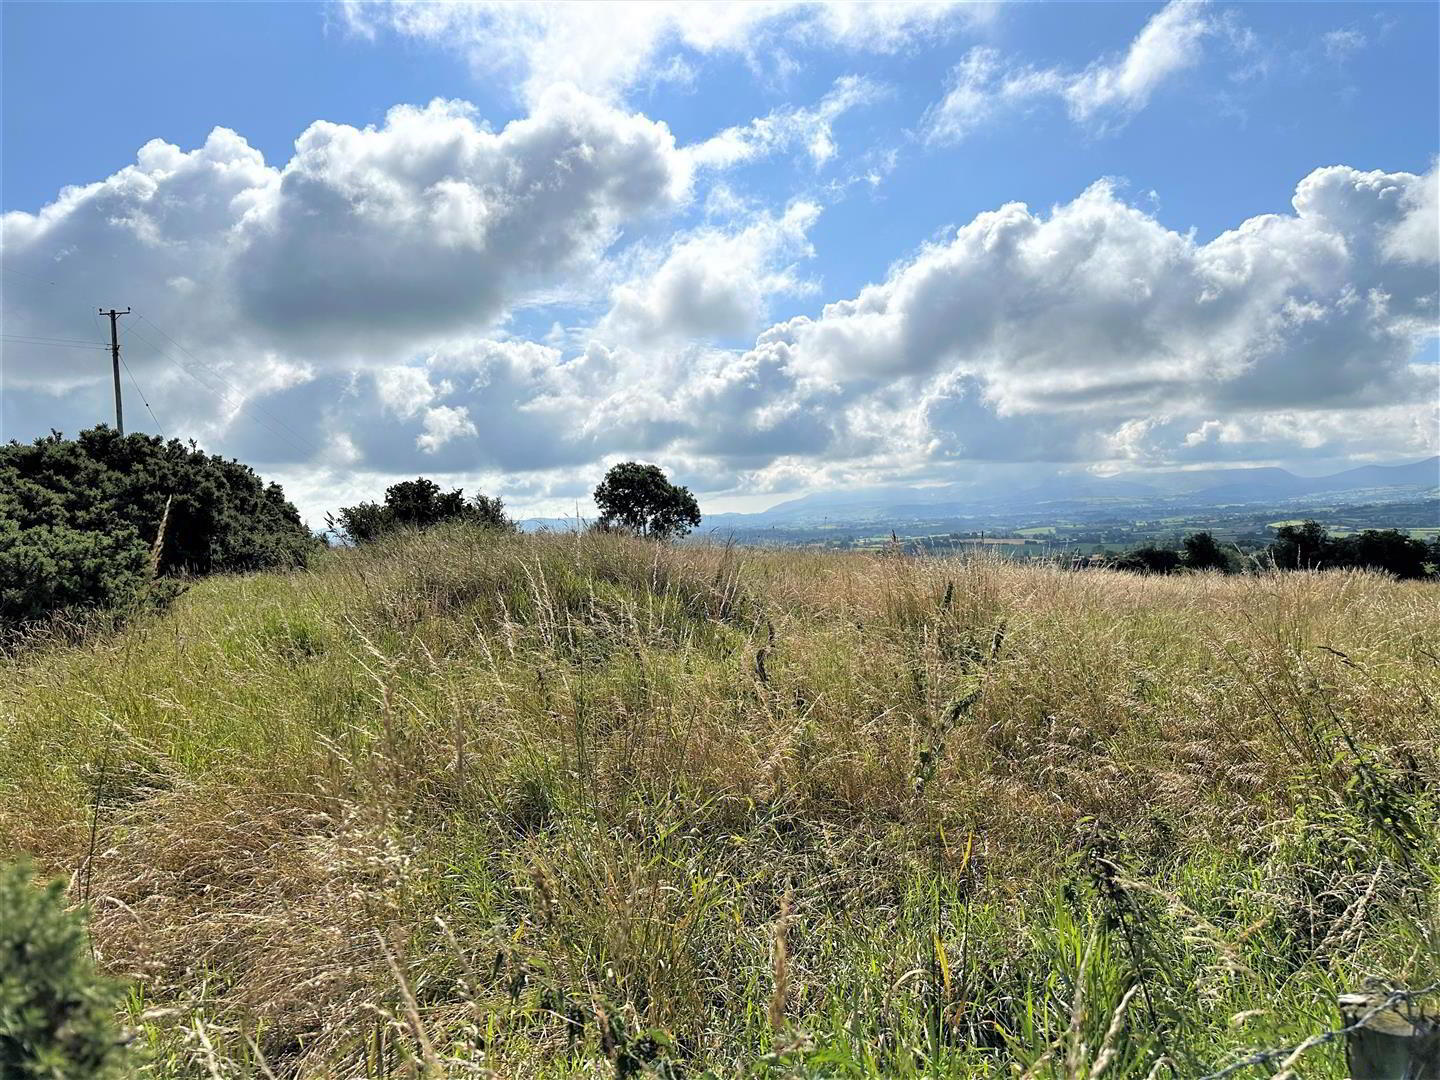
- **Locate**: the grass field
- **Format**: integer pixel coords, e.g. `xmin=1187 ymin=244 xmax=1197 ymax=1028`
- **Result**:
xmin=2 ymin=525 xmax=1438 ymax=1078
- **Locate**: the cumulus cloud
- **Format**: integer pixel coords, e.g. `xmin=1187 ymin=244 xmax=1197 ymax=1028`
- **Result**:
xmin=2 ymin=91 xmax=691 ymax=377
xmin=3 ymin=78 xmax=1435 ymax=522
xmin=927 ymin=1 xmax=1217 ymax=143
xmin=764 ymin=165 xmax=1435 ymax=431
xmin=599 ymin=201 xmax=820 ymax=344
xmin=233 ymin=90 xmax=692 ymax=355
xmin=343 ymin=1 xmax=983 ymax=104
xmin=487 ymin=161 xmax=1435 ymax=497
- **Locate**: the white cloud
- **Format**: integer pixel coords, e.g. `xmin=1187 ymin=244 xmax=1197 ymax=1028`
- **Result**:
xmin=777 ymin=165 xmax=1435 ymax=411
xmin=2 ymin=90 xmax=692 ymax=396
xmin=685 ymin=75 xmax=888 ymax=170
xmin=927 ymin=1 xmax=1217 ymax=143
xmin=417 ymin=405 xmax=479 ymax=452
xmin=3 ymin=80 xmax=1434 ymax=520
xmin=1322 ymin=28 xmax=1367 ymax=61
xmin=232 ymin=90 xmax=692 ymax=355
xmin=599 ymin=201 xmax=820 ymax=344
xmin=1384 ymin=162 xmax=1439 ymax=264
xmin=343 ymin=1 xmax=984 ymax=104
xmin=1062 ymin=0 xmax=1214 ymax=122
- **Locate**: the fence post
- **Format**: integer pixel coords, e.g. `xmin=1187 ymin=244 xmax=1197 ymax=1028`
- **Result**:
xmin=1340 ymin=991 xmax=1440 ymax=1079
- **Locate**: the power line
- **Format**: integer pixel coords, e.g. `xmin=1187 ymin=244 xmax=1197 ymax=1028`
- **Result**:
xmin=123 ymin=321 xmax=321 ymax=460
xmin=125 ymin=324 xmax=302 ymax=453
xmin=0 ymin=336 xmax=110 ymax=351
xmin=118 ymin=354 xmax=165 ymax=437
xmin=0 ymin=266 xmax=59 ymax=286
xmin=132 ymin=313 xmax=323 ymax=458
xmin=1 ymin=334 xmax=109 ymax=346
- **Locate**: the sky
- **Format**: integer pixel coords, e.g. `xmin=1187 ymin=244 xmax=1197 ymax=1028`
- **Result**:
xmin=2 ymin=0 xmax=1437 ymax=526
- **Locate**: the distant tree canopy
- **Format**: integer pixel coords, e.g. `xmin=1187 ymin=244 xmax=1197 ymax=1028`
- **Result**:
xmin=1272 ymin=521 xmax=1434 ymax=579
xmin=1111 ymin=544 xmax=1183 ymax=575
xmin=1180 ymin=531 xmax=1234 ymax=573
xmin=1101 ymin=522 xmax=1436 ymax=579
xmin=0 ymin=427 xmax=314 ymax=626
xmin=328 ymin=477 xmax=513 ymax=544
xmin=593 ymin=462 xmax=701 ymax=540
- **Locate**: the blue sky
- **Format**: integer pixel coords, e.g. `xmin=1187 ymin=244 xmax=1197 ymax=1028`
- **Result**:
xmin=3 ymin=1 xmax=1437 ymax=522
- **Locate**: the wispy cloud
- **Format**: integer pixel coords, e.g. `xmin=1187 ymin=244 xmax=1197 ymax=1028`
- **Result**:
xmin=343 ymin=0 xmax=987 ymax=104
xmin=926 ymin=0 xmax=1217 ymax=144
xmin=686 ymin=75 xmax=889 ymax=170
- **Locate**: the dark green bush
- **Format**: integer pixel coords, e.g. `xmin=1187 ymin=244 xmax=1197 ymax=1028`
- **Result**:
xmin=0 ymin=860 xmax=127 ymax=1079
xmin=0 ymin=426 xmax=315 ymax=625
xmin=1112 ymin=544 xmax=1182 ymax=574
xmin=328 ymin=476 xmax=513 ymax=543
xmin=1180 ymin=530 xmax=1234 ymax=572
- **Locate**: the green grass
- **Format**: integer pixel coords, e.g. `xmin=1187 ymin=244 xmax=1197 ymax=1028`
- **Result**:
xmin=1 ymin=525 xmax=1437 ymax=1078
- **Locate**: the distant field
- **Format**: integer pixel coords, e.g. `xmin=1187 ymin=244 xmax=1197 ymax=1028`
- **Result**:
xmin=2 ymin=528 xmax=1437 ymax=1077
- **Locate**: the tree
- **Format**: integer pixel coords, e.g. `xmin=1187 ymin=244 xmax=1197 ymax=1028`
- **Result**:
xmin=1269 ymin=521 xmax=1433 ymax=579
xmin=1113 ymin=544 xmax=1182 ymax=574
xmin=1271 ymin=521 xmax=1332 ymax=569
xmin=593 ymin=463 xmax=701 ymax=540
xmin=1180 ymin=531 xmax=1233 ymax=573
xmin=1334 ymin=529 xmax=1431 ymax=580
xmin=328 ymin=478 xmax=512 ymax=544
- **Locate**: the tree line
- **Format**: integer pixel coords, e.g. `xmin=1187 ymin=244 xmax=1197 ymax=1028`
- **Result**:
xmin=1103 ymin=522 xmax=1438 ymax=579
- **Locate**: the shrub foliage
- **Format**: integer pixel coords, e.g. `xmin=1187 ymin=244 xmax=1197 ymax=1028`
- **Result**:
xmin=0 ymin=861 xmax=127 ymax=1079
xmin=0 ymin=426 xmax=314 ymax=625
xmin=327 ymin=477 xmax=513 ymax=543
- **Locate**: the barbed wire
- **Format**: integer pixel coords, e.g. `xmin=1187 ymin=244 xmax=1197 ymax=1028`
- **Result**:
xmin=1195 ymin=981 xmax=1440 ymax=1080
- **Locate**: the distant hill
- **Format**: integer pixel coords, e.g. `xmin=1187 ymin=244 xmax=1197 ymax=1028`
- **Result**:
xmin=690 ymin=456 xmax=1439 ymax=534
xmin=516 ymin=457 xmax=1438 ymax=536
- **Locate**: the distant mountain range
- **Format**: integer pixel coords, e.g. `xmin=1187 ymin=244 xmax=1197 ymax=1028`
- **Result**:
xmin=519 ymin=457 xmax=1438 ymax=534
xmin=697 ymin=457 xmax=1440 ymax=532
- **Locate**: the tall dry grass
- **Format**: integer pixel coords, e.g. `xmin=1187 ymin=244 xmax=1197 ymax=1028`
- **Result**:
xmin=1 ymin=524 xmax=1436 ymax=1077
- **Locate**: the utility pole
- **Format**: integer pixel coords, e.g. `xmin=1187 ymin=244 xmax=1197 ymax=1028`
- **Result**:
xmin=99 ymin=307 xmax=130 ymax=434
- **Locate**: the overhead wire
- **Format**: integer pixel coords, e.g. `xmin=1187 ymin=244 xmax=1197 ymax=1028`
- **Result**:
xmin=123 ymin=320 xmax=320 ymax=460
xmin=2 ymin=333 xmax=109 ymax=345
xmin=5 ymin=266 xmax=321 ymax=460
xmin=0 ymin=336 xmax=110 ymax=351
xmin=118 ymin=353 xmax=166 ymax=437
xmin=132 ymin=312 xmax=323 ymax=458
xmin=0 ymin=265 xmax=59 ymax=287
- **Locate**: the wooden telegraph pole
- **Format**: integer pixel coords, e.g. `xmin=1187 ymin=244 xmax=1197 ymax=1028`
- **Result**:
xmin=99 ymin=307 xmax=130 ymax=434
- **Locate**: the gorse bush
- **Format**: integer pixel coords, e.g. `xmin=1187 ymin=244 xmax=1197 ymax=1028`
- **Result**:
xmin=0 ymin=861 xmax=127 ymax=1079
xmin=0 ymin=426 xmax=314 ymax=626
xmin=327 ymin=476 xmax=512 ymax=543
